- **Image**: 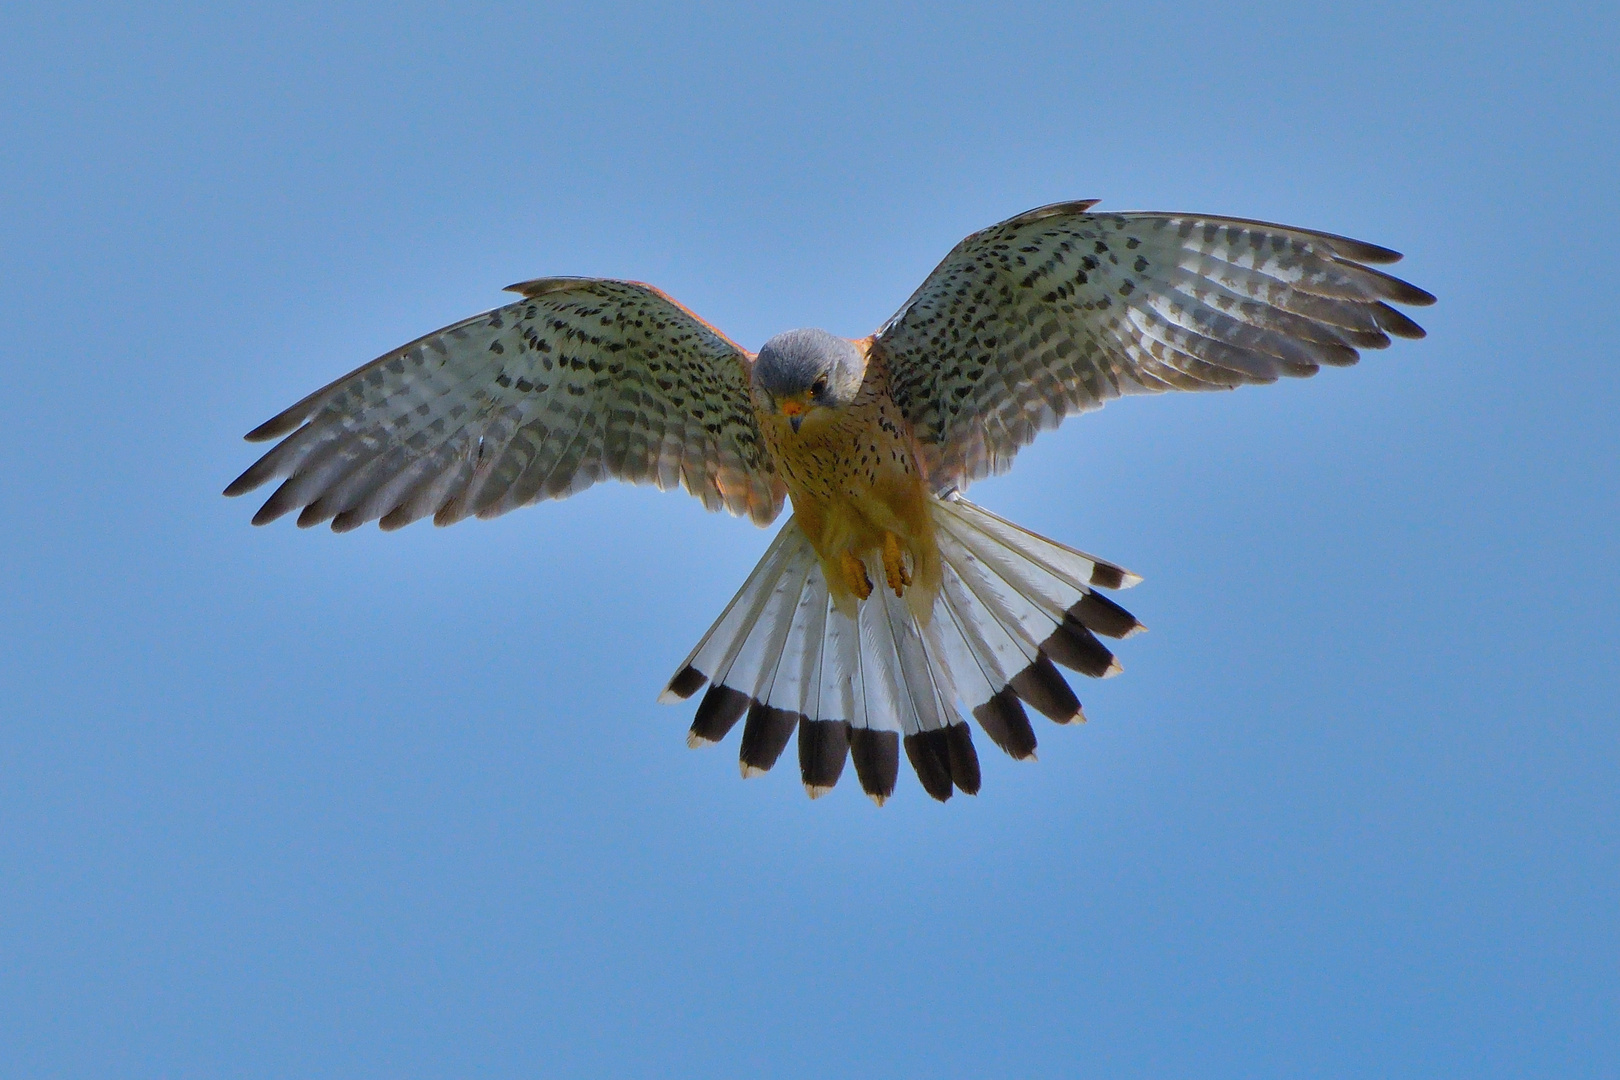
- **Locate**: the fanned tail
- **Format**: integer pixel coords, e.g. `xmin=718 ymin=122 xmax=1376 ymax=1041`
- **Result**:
xmin=660 ymin=493 xmax=1143 ymax=803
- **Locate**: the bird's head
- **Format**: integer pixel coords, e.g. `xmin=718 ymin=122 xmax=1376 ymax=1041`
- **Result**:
xmin=752 ymin=328 xmax=866 ymax=434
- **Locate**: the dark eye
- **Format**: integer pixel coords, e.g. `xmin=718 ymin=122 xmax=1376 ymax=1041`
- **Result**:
xmin=811 ymin=376 xmax=828 ymax=397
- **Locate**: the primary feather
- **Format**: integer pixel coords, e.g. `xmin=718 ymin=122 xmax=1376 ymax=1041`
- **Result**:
xmin=225 ymin=278 xmax=785 ymax=529
xmin=876 ymin=202 xmax=1434 ymax=490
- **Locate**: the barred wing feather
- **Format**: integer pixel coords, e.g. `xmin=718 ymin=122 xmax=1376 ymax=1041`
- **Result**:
xmin=225 ymin=278 xmax=785 ymax=529
xmin=876 ymin=201 xmax=1436 ymax=489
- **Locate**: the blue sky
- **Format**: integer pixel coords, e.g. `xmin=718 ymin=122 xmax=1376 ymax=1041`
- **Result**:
xmin=2 ymin=2 xmax=1616 ymax=1077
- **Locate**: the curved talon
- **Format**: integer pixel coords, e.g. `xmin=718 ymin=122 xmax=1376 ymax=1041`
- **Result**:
xmin=840 ymin=550 xmax=873 ymax=600
xmin=882 ymin=532 xmax=911 ymax=597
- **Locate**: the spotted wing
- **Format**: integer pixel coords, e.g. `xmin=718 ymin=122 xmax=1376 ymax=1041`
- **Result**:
xmin=226 ymin=278 xmax=785 ymax=529
xmin=875 ymin=200 xmax=1436 ymax=489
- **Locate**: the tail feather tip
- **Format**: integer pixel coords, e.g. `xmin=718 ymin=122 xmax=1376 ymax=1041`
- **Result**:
xmin=1089 ymin=564 xmax=1127 ymax=590
xmin=661 ymin=665 xmax=707 ymax=702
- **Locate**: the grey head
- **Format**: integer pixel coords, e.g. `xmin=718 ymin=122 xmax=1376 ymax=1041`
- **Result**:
xmin=752 ymin=328 xmax=866 ymax=430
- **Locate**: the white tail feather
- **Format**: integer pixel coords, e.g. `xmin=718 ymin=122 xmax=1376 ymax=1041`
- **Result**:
xmin=662 ymin=495 xmax=1142 ymax=801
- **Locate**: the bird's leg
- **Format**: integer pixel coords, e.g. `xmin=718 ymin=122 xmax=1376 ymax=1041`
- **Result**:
xmin=839 ymin=549 xmax=873 ymax=601
xmin=882 ymin=532 xmax=912 ymax=597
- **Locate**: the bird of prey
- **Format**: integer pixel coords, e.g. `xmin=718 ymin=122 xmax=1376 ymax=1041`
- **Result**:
xmin=226 ymin=200 xmax=1433 ymax=803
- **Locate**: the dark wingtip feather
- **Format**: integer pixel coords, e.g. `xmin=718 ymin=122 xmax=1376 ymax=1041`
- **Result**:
xmin=329 ymin=509 xmax=367 ymax=533
xmin=223 ymin=454 xmax=280 ymax=498
xmin=688 ymin=684 xmax=749 ymax=747
xmin=664 ymin=665 xmax=707 ymax=701
xmin=798 ymin=719 xmax=850 ymax=797
xmin=223 ymin=470 xmax=262 ymax=499
xmin=249 ymin=479 xmax=303 ymax=526
xmin=903 ymin=730 xmax=954 ymax=802
xmin=1355 ymin=263 xmax=1437 ymax=307
xmin=739 ymin=702 xmax=799 ymax=776
xmin=850 ymin=729 xmax=900 ymax=805
xmin=1373 ymin=302 xmax=1428 ymax=339
xmin=1009 ymin=653 xmax=1082 ymax=723
xmin=945 ymin=723 xmax=981 ymax=795
xmin=296 ymin=503 xmax=333 ymax=529
xmin=1323 ymin=236 xmax=1404 ymax=265
xmin=377 ymin=505 xmax=416 ymax=531
xmin=1341 ymin=327 xmax=1393 ymax=350
xmin=971 ymin=688 xmax=1038 ymax=761
xmin=1312 ymin=340 xmax=1362 ymax=369
xmin=243 ymin=413 xmax=307 ymax=443
xmin=433 ymin=498 xmax=468 ymax=527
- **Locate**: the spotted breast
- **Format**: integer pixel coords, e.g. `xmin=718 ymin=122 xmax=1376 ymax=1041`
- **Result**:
xmin=755 ymin=341 xmax=942 ymax=618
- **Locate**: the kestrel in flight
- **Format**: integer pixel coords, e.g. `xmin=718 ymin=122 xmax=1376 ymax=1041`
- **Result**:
xmin=227 ymin=200 xmax=1433 ymax=803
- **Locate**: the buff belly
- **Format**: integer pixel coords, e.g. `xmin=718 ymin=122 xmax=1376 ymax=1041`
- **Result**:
xmin=759 ymin=395 xmax=941 ymax=620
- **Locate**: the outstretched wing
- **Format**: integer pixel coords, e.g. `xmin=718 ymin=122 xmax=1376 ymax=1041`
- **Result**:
xmin=226 ymin=278 xmax=786 ymax=529
xmin=875 ymin=200 xmax=1436 ymax=489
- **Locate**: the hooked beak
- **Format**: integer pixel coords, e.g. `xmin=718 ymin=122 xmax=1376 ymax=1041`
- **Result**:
xmin=780 ymin=396 xmax=809 ymax=434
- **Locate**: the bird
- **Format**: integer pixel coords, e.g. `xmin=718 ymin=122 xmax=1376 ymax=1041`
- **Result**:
xmin=226 ymin=199 xmax=1433 ymax=804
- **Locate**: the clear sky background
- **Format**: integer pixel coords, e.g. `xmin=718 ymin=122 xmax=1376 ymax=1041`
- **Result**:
xmin=2 ymin=2 xmax=1615 ymax=1077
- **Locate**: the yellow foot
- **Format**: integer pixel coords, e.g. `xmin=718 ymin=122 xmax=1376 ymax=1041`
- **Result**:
xmin=840 ymin=550 xmax=873 ymax=601
xmin=882 ymin=533 xmax=912 ymax=598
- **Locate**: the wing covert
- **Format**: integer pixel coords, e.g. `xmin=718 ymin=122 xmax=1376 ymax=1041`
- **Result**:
xmin=226 ymin=278 xmax=785 ymax=529
xmin=875 ymin=201 xmax=1435 ymax=489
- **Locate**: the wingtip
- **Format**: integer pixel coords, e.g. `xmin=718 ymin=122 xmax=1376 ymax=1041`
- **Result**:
xmin=223 ymin=456 xmax=279 ymax=498
xmin=1397 ymin=281 xmax=1438 ymax=307
xmin=1328 ymin=237 xmax=1406 ymax=265
xmin=377 ymin=506 xmax=416 ymax=531
xmin=1359 ymin=245 xmax=1404 ymax=265
xmin=1357 ymin=265 xmax=1437 ymax=308
xmin=1373 ymin=302 xmax=1431 ymax=340
xmin=243 ymin=416 xmax=299 ymax=443
xmin=249 ymin=502 xmax=288 ymax=527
